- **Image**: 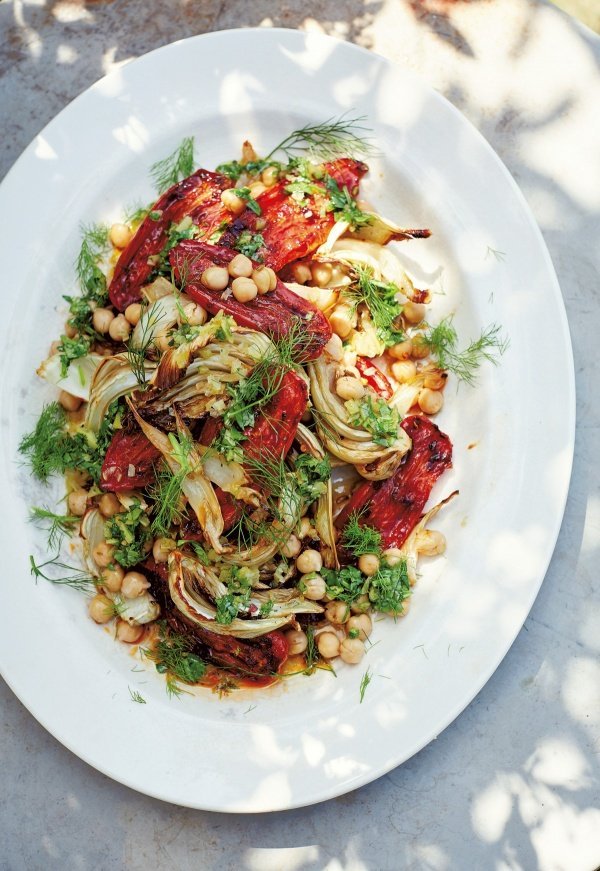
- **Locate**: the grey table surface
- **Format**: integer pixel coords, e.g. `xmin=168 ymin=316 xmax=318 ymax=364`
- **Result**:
xmin=1 ymin=2 xmax=599 ymax=869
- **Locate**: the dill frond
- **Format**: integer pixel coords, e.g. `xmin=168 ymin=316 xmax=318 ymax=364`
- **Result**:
xmin=421 ymin=317 xmax=509 ymax=386
xmin=150 ymin=137 xmax=195 ymax=194
xmin=29 ymin=553 xmax=97 ymax=594
xmin=29 ymin=507 xmax=79 ymax=551
xmin=342 ymin=264 xmax=404 ymax=347
xmin=76 ymin=223 xmax=110 ymax=302
xmin=341 ymin=511 xmax=382 ymax=557
xmin=359 ymin=667 xmax=373 ymax=703
xmin=264 ymin=114 xmax=374 ymax=162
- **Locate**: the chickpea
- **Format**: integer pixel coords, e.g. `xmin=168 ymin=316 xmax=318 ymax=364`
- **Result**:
xmin=389 ymin=339 xmax=413 ymax=360
xmin=98 ymin=492 xmax=122 ymax=518
xmin=59 ymin=390 xmax=82 ymax=412
xmin=67 ymin=488 xmax=88 ymax=516
xmin=285 ymin=629 xmax=308 ymax=655
xmin=248 ymin=182 xmax=266 ymax=198
xmin=182 ymin=301 xmax=207 ymax=325
xmin=89 ymin=594 xmax=114 ymax=624
xmin=289 ymin=262 xmax=311 ymax=285
xmin=100 ymin=564 xmax=124 ymax=593
xmin=411 ymin=335 xmax=430 ymax=359
xmin=152 ymin=537 xmax=177 ymax=563
xmin=340 ymin=637 xmax=365 ymax=665
xmin=382 ymin=547 xmax=404 ymax=567
xmin=350 ymin=593 xmax=371 ymax=615
xmin=281 ymin=533 xmax=302 ymax=559
xmin=93 ymin=541 xmax=115 ymax=568
xmin=92 ymin=307 xmax=115 ymax=334
xmin=347 ymin=613 xmax=372 ymax=642
xmin=423 ymin=370 xmax=447 ymax=391
xmin=358 ymin=553 xmax=380 ymax=577
xmin=115 ymin=619 xmax=144 ymax=643
xmin=266 ymin=267 xmax=278 ymax=291
xmin=312 ymin=262 xmax=332 ymax=288
xmin=335 ymin=376 xmax=365 ymax=401
xmin=231 ymin=277 xmax=258 ymax=303
xmin=324 ymin=333 xmax=344 ymax=361
xmin=108 ymin=314 xmax=131 ymax=342
xmin=326 ymin=600 xmax=350 ymax=624
xmin=49 ymin=340 xmax=61 ymax=356
xmin=109 ymin=222 xmax=133 ymax=249
xmin=201 ymin=266 xmax=229 ymax=291
xmin=121 ymin=571 xmax=150 ymax=599
xmin=391 ymin=360 xmax=417 ymax=382
xmin=64 ymin=321 xmax=77 ymax=339
xmin=418 ymin=388 xmax=444 ymax=415
xmin=252 ymin=266 xmax=272 ymax=295
xmin=317 ymin=632 xmax=340 ymax=659
xmin=261 ymin=165 xmax=279 ymax=187
xmin=300 ymin=573 xmax=326 ymax=601
xmin=228 ymin=253 xmax=253 ymax=278
xmin=124 ymin=303 xmax=142 ymax=326
xmin=329 ymin=304 xmax=356 ymax=339
xmin=221 ymin=189 xmax=246 ymax=215
xmin=403 ymin=301 xmax=426 ymax=324
xmin=296 ymin=549 xmax=322 ymax=574
xmin=416 ymin=529 xmax=446 ymax=557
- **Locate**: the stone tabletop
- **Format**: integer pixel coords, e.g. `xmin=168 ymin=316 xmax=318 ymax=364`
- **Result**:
xmin=1 ymin=2 xmax=599 ymax=869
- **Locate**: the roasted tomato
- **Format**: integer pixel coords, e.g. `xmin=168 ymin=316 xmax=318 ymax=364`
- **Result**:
xmin=199 ymin=369 xmax=308 ymax=487
xmin=99 ymin=428 xmax=161 ymax=492
xmin=108 ymin=169 xmax=232 ymax=311
xmin=336 ymin=415 xmax=453 ymax=548
xmin=170 ymin=241 xmax=332 ymax=360
xmin=218 ymin=157 xmax=369 ymax=270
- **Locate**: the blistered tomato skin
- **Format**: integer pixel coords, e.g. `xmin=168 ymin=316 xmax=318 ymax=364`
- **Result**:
xmin=336 ymin=415 xmax=453 ymax=549
xmin=171 ymin=241 xmax=332 ymax=360
xmin=108 ymin=169 xmax=233 ymax=311
xmin=99 ymin=429 xmax=161 ymax=492
xmin=218 ymin=157 xmax=369 ymax=271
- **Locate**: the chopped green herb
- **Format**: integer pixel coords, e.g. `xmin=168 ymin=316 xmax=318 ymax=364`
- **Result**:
xmin=343 ymin=265 xmax=405 ymax=347
xmin=57 ymin=334 xmax=91 ymax=377
xmin=369 ymin=560 xmax=411 ymax=616
xmin=129 ymin=687 xmax=147 ymax=704
xmin=215 ymin=566 xmax=253 ymax=624
xmin=420 ymin=317 xmax=508 ymax=386
xmin=234 ymin=230 xmax=265 ymax=260
xmin=216 ymin=159 xmax=245 ymax=182
xmin=321 ymin=565 xmax=367 ymax=605
xmin=346 ymin=394 xmax=402 ymax=447
xmin=232 ymin=187 xmax=262 ymax=215
xmin=105 ymin=499 xmax=152 ymax=568
xmin=293 ymin=453 xmax=330 ymax=504
xmin=150 ymin=136 xmax=195 ymax=194
xmin=324 ymin=175 xmax=372 ymax=230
